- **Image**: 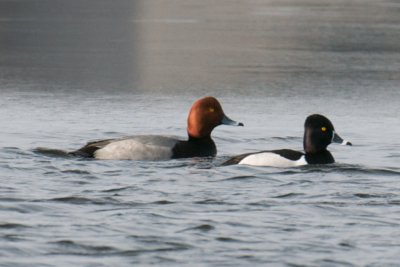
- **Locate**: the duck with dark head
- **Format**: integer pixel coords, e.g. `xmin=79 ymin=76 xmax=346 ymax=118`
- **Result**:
xmin=222 ymin=114 xmax=351 ymax=167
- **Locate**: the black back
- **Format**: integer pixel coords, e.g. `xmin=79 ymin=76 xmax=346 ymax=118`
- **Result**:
xmin=272 ymin=149 xmax=304 ymax=161
xmin=221 ymin=152 xmax=256 ymax=165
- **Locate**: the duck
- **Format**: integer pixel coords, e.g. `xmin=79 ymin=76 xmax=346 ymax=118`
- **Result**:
xmin=222 ymin=114 xmax=351 ymax=167
xmin=70 ymin=96 xmax=243 ymax=160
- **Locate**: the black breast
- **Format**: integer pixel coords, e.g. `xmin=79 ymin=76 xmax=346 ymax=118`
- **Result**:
xmin=305 ymin=150 xmax=335 ymax=164
xmin=172 ymin=137 xmax=217 ymax=159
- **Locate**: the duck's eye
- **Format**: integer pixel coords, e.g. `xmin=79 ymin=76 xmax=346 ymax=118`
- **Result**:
xmin=321 ymin=127 xmax=327 ymax=132
xmin=208 ymin=107 xmax=215 ymax=113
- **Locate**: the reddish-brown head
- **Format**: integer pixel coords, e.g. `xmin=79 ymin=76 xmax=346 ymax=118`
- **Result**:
xmin=187 ymin=96 xmax=243 ymax=139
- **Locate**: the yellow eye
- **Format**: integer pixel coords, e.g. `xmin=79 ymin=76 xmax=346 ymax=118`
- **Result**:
xmin=209 ymin=107 xmax=215 ymax=112
xmin=321 ymin=127 xmax=327 ymax=132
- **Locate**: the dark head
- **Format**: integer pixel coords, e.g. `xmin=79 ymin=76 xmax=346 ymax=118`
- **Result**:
xmin=303 ymin=114 xmax=352 ymax=154
xmin=187 ymin=96 xmax=243 ymax=139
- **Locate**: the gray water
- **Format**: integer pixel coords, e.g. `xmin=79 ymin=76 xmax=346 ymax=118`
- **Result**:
xmin=1 ymin=1 xmax=400 ymax=266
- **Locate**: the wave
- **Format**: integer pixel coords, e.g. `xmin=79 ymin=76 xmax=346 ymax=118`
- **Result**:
xmin=48 ymin=240 xmax=120 ymax=256
xmin=36 ymin=196 xmax=121 ymax=206
xmin=177 ymin=224 xmax=215 ymax=233
xmin=221 ymin=175 xmax=259 ymax=181
xmin=270 ymin=136 xmax=302 ymax=141
xmin=303 ymin=164 xmax=400 ymax=176
xmin=222 ymin=162 xmax=400 ymax=176
xmin=0 ymin=223 xmax=30 ymax=229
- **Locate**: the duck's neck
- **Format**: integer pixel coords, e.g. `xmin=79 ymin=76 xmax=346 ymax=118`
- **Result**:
xmin=172 ymin=136 xmax=216 ymax=159
xmin=305 ymin=149 xmax=335 ymax=164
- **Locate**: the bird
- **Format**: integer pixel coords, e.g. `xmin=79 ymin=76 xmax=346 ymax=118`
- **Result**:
xmin=70 ymin=96 xmax=243 ymax=160
xmin=222 ymin=114 xmax=351 ymax=167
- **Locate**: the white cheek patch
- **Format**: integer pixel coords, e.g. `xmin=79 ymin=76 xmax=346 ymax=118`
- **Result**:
xmin=238 ymin=152 xmax=307 ymax=168
xmin=94 ymin=139 xmax=173 ymax=160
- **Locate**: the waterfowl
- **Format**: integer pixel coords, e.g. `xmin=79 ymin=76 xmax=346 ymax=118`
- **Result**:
xmin=222 ymin=114 xmax=351 ymax=167
xmin=71 ymin=96 xmax=243 ymax=160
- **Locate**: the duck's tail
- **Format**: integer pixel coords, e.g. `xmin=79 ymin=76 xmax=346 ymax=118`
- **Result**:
xmin=33 ymin=147 xmax=75 ymax=158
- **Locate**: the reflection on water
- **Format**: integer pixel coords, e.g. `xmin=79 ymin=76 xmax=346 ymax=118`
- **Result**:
xmin=1 ymin=0 xmax=399 ymax=93
xmin=0 ymin=0 xmax=139 ymax=91
xmin=136 ymin=0 xmax=400 ymax=93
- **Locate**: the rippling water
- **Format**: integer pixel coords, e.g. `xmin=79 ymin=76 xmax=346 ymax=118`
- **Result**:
xmin=1 ymin=0 xmax=400 ymax=266
xmin=1 ymin=91 xmax=400 ymax=266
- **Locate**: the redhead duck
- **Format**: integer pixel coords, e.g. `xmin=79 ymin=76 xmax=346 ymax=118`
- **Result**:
xmin=71 ymin=96 xmax=243 ymax=160
xmin=222 ymin=114 xmax=351 ymax=167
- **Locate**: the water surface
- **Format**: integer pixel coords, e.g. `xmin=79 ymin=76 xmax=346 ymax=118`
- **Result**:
xmin=1 ymin=1 xmax=400 ymax=266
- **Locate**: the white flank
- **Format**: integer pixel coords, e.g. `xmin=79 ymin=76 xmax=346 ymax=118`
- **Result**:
xmin=94 ymin=136 xmax=177 ymax=160
xmin=238 ymin=152 xmax=307 ymax=167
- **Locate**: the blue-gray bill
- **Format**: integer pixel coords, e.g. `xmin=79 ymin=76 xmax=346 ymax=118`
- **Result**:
xmin=221 ymin=115 xmax=244 ymax=126
xmin=332 ymin=131 xmax=352 ymax=146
